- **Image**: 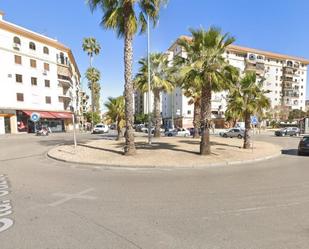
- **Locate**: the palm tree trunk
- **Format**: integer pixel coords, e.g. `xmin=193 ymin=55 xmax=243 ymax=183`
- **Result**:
xmin=200 ymin=85 xmax=212 ymax=155
xmin=153 ymin=89 xmax=161 ymax=137
xmin=123 ymin=13 xmax=136 ymax=155
xmin=116 ymin=118 xmax=121 ymax=141
xmin=243 ymin=112 xmax=251 ymax=149
xmin=193 ymin=100 xmax=201 ymax=139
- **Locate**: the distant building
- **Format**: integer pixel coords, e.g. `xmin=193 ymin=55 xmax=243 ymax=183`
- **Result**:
xmin=0 ymin=11 xmax=81 ymax=134
xmin=306 ymin=100 xmax=309 ymax=112
xmin=161 ymin=36 xmax=309 ymax=128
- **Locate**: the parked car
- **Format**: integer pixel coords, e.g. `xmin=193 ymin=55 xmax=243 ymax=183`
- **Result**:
xmin=164 ymin=128 xmax=190 ymax=137
xmin=274 ymin=127 xmax=300 ymax=136
xmin=298 ymin=136 xmax=309 ymax=155
xmin=219 ymin=128 xmax=245 ymax=139
xmin=188 ymin=127 xmax=201 ymax=136
xmin=92 ymin=124 xmax=109 ymax=134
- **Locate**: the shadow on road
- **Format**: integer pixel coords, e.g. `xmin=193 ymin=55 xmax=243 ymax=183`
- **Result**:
xmin=281 ymin=149 xmax=298 ymax=156
xmin=178 ymin=139 xmax=241 ymax=149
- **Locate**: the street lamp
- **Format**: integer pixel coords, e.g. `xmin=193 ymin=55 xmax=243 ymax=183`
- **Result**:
xmin=147 ymin=14 xmax=152 ymax=145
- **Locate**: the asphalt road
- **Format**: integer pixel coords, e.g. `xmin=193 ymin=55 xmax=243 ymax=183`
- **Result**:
xmin=0 ymin=132 xmax=308 ymax=249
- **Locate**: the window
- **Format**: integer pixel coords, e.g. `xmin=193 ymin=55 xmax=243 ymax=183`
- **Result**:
xmin=44 ymin=63 xmax=50 ymax=71
xmin=14 ymin=55 xmax=22 ymax=64
xmin=45 ymin=96 xmax=51 ymax=104
xmin=43 ymin=46 xmax=49 ymax=54
xmin=30 ymin=59 xmax=36 ymax=68
xmin=16 ymin=93 xmax=24 ymax=102
xmin=16 ymin=74 xmax=23 ymax=83
xmin=31 ymin=77 xmax=37 ymax=86
xmin=29 ymin=42 xmax=36 ymax=50
xmin=13 ymin=36 xmax=21 ymax=45
xmin=45 ymin=80 xmax=50 ymax=87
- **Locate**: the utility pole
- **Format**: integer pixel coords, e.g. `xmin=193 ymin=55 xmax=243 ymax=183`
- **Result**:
xmin=147 ymin=14 xmax=152 ymax=145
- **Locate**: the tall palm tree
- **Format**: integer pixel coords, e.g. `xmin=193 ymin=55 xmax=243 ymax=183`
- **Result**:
xmin=82 ymin=37 xmax=101 ymax=67
xmin=87 ymin=0 xmax=167 ymax=155
xmin=82 ymin=37 xmax=101 ymax=127
xmin=226 ymin=72 xmax=271 ymax=149
xmin=177 ymin=27 xmax=235 ymax=155
xmin=86 ymin=67 xmax=101 ymax=114
xmin=105 ymin=96 xmax=125 ymax=141
xmin=135 ymin=53 xmax=174 ymax=137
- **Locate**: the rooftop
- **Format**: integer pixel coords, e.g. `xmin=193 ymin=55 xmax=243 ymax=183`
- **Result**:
xmin=169 ymin=35 xmax=309 ymax=65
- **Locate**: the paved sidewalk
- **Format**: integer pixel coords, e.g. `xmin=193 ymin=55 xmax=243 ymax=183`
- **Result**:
xmin=48 ymin=135 xmax=282 ymax=168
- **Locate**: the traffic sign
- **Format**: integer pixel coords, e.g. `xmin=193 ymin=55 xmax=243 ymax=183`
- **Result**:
xmin=30 ymin=112 xmax=40 ymax=122
xmin=251 ymin=116 xmax=258 ymax=125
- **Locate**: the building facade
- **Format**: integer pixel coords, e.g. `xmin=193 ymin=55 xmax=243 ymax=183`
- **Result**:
xmin=0 ymin=12 xmax=81 ymax=134
xmin=162 ymin=36 xmax=309 ymax=128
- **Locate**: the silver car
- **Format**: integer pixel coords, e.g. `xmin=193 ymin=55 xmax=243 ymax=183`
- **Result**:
xmin=219 ymin=128 xmax=245 ymax=139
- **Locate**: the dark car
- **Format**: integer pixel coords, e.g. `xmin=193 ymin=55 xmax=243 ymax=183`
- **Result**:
xmin=298 ymin=136 xmax=309 ymax=155
xmin=275 ymin=127 xmax=300 ymax=137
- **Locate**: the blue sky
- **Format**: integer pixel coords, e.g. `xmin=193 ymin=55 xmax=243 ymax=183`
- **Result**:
xmin=1 ymin=0 xmax=309 ymax=110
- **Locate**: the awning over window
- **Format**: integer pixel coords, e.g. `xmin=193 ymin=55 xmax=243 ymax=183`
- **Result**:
xmin=50 ymin=112 xmax=72 ymax=119
xmin=21 ymin=110 xmax=72 ymax=119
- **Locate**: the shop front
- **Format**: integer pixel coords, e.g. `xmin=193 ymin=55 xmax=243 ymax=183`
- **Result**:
xmin=0 ymin=109 xmax=17 ymax=134
xmin=16 ymin=110 xmax=72 ymax=133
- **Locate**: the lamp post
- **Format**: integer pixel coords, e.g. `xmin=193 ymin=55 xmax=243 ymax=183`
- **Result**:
xmin=147 ymin=14 xmax=152 ymax=145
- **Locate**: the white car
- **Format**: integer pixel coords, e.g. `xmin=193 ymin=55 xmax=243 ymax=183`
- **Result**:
xmin=165 ymin=128 xmax=190 ymax=137
xmin=92 ymin=124 xmax=109 ymax=134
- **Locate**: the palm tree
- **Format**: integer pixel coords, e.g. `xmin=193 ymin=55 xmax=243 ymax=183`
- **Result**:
xmin=226 ymin=72 xmax=271 ymax=149
xmin=87 ymin=0 xmax=167 ymax=155
xmin=104 ymin=96 xmax=125 ymax=141
xmin=177 ymin=27 xmax=235 ymax=155
xmin=82 ymin=38 xmax=101 ymax=127
xmin=135 ymin=53 xmax=174 ymax=137
xmin=82 ymin=37 xmax=101 ymax=67
xmin=86 ymin=67 xmax=101 ymax=114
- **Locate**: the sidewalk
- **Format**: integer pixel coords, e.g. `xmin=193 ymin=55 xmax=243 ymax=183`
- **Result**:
xmin=48 ymin=136 xmax=282 ymax=168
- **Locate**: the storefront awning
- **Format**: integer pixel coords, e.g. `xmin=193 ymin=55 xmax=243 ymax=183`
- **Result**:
xmin=22 ymin=110 xmax=56 ymax=119
xmin=21 ymin=110 xmax=73 ymax=119
xmin=49 ymin=112 xmax=72 ymax=119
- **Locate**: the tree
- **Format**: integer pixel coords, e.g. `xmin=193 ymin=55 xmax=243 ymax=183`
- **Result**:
xmin=134 ymin=113 xmax=149 ymax=124
xmin=226 ymin=72 xmax=271 ymax=149
xmin=87 ymin=0 xmax=167 ymax=155
xmin=104 ymin=96 xmax=125 ymax=141
xmin=135 ymin=53 xmax=174 ymax=137
xmin=85 ymin=112 xmax=101 ymax=125
xmin=177 ymin=27 xmax=235 ymax=155
xmin=86 ymin=67 xmax=101 ymax=113
xmin=288 ymin=109 xmax=306 ymax=121
xmin=82 ymin=37 xmax=101 ymax=127
xmin=173 ymin=41 xmax=202 ymax=139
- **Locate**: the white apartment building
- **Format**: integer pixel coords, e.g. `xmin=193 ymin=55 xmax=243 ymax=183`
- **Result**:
xmin=162 ymin=36 xmax=309 ymax=128
xmin=0 ymin=11 xmax=81 ymax=134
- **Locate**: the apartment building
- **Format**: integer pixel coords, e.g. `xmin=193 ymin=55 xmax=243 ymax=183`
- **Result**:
xmin=162 ymin=36 xmax=309 ymax=128
xmin=0 ymin=11 xmax=81 ymax=134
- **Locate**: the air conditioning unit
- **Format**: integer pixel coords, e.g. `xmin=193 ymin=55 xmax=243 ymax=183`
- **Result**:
xmin=43 ymin=70 xmax=47 ymax=76
xmin=248 ymin=53 xmax=256 ymax=61
xmin=8 ymin=74 xmax=12 ymax=78
xmin=13 ymin=43 xmax=20 ymax=50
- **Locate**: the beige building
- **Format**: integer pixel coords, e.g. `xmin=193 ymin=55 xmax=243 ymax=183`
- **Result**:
xmin=0 ymin=11 xmax=81 ymax=134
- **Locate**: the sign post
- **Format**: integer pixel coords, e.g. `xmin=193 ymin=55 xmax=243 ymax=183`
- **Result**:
xmin=250 ymin=116 xmax=259 ymax=152
xmin=30 ymin=112 xmax=40 ymax=132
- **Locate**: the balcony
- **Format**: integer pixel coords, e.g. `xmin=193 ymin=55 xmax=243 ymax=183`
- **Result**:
xmin=245 ymin=62 xmax=265 ymax=75
xmin=58 ymin=74 xmax=72 ymax=88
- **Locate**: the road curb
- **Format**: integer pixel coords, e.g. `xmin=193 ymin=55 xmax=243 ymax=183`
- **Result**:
xmin=46 ymin=145 xmax=282 ymax=170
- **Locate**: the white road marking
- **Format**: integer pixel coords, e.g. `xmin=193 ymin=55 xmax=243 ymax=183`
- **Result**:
xmin=202 ymin=199 xmax=309 ymax=220
xmin=48 ymin=188 xmax=97 ymax=207
xmin=0 ymin=175 xmax=14 ymax=233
